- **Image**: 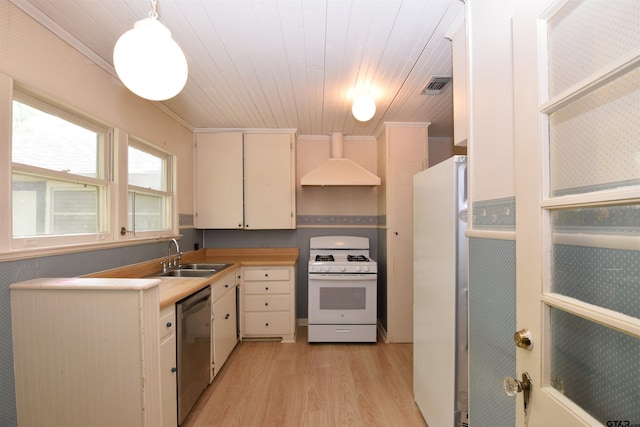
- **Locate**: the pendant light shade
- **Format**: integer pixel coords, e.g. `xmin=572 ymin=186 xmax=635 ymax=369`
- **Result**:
xmin=352 ymin=95 xmax=376 ymax=122
xmin=113 ymin=17 xmax=188 ymax=101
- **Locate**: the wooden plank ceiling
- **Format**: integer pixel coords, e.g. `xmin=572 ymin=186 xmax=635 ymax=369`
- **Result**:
xmin=11 ymin=0 xmax=463 ymax=138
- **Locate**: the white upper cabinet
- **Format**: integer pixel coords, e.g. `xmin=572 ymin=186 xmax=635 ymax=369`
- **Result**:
xmin=195 ymin=131 xmax=296 ymax=229
xmin=195 ymin=132 xmax=244 ymax=229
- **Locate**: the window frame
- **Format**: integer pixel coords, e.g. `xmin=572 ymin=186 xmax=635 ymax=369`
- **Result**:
xmin=124 ymin=136 xmax=176 ymax=240
xmin=9 ymin=91 xmax=113 ymax=250
xmin=1 ymin=85 xmax=178 ymax=258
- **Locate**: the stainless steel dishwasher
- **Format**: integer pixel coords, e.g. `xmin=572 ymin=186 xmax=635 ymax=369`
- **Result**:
xmin=176 ymin=286 xmax=211 ymax=425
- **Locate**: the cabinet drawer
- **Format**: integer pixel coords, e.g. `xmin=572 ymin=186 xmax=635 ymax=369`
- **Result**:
xmin=244 ymin=281 xmax=289 ymax=295
xmin=159 ymin=306 xmax=175 ymax=341
xmin=244 ymin=311 xmax=290 ymax=335
xmin=212 ymin=273 xmax=236 ymax=301
xmin=244 ymin=294 xmax=290 ymax=312
xmin=244 ymin=268 xmax=290 ymax=282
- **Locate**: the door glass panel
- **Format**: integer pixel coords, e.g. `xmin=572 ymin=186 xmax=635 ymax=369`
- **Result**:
xmin=548 ymin=68 xmax=640 ymax=197
xmin=551 ymin=203 xmax=640 ymax=318
xmin=542 ymin=1 xmax=640 ymax=424
xmin=547 ymin=0 xmax=640 ymax=97
xmin=549 ymin=308 xmax=640 ymax=424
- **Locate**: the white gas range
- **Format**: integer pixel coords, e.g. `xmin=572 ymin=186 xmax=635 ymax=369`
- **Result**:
xmin=307 ymin=236 xmax=378 ymax=343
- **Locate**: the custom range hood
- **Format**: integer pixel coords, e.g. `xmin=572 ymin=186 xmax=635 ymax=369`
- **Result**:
xmin=301 ymin=132 xmax=381 ymax=186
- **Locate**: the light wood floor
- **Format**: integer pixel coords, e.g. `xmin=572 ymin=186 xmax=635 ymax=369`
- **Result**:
xmin=182 ymin=326 xmax=428 ymax=427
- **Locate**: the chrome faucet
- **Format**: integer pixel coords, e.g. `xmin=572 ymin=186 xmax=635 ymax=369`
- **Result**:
xmin=167 ymin=238 xmax=182 ymax=270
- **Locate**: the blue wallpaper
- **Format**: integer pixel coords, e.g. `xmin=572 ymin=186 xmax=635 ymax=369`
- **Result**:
xmin=469 ymin=237 xmax=516 ymax=427
xmin=0 ymin=228 xmax=201 ymax=426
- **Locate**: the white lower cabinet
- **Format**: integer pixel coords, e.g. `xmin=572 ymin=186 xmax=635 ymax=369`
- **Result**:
xmin=241 ymin=266 xmax=296 ymax=342
xmin=159 ymin=305 xmax=177 ymax=427
xmin=10 ymin=278 xmax=163 ymax=427
xmin=211 ymin=271 xmax=239 ymax=380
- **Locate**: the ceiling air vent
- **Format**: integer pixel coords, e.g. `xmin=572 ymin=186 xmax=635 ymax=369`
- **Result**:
xmin=421 ymin=76 xmax=451 ymax=95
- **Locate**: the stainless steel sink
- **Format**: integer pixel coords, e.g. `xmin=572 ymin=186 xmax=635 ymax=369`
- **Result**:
xmin=156 ymin=269 xmax=217 ymax=278
xmin=181 ymin=263 xmax=232 ymax=271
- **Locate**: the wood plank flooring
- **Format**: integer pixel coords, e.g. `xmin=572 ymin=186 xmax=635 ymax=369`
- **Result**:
xmin=182 ymin=327 xmax=428 ymax=427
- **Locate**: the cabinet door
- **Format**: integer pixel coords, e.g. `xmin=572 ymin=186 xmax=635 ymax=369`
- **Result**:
xmin=213 ymin=288 xmax=237 ymax=376
xmin=195 ymin=132 xmax=244 ymax=228
xmin=243 ymin=133 xmax=295 ymax=229
xmin=389 ymin=159 xmax=424 ymax=343
xmin=159 ymin=306 xmax=177 ymax=427
xmin=386 ymin=125 xmax=428 ymax=343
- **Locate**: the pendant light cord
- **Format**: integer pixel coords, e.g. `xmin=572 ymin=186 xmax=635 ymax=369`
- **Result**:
xmin=148 ymin=0 xmax=158 ymax=19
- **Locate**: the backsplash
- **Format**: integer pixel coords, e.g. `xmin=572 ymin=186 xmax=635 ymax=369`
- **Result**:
xmin=201 ymin=226 xmax=379 ymax=322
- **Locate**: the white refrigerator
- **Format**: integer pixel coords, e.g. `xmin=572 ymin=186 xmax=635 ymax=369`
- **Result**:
xmin=413 ymin=155 xmax=468 ymax=427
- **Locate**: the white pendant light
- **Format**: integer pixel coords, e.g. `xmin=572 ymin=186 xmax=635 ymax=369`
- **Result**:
xmin=352 ymin=95 xmax=376 ymax=122
xmin=113 ymin=0 xmax=188 ymax=101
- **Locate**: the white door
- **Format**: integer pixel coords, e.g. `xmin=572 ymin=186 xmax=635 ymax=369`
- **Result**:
xmin=513 ymin=1 xmax=640 ymax=426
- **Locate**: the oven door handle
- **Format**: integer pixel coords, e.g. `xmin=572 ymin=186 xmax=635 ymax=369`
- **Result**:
xmin=309 ymin=274 xmax=376 ymax=281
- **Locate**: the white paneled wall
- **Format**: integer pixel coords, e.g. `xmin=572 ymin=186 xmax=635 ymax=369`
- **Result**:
xmin=10 ymin=279 xmax=162 ymax=427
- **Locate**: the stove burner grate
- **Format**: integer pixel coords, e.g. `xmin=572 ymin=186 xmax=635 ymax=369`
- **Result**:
xmin=315 ymin=255 xmax=335 ymax=262
xmin=347 ymin=255 xmax=369 ymax=262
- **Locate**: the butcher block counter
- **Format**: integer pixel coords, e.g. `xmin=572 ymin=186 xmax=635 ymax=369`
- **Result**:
xmin=84 ymin=247 xmax=299 ymax=308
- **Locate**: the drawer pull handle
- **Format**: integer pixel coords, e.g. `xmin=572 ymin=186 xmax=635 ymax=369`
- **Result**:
xmin=166 ymin=322 xmax=172 ymax=327
xmin=264 ymin=273 xmax=269 ymax=277
xmin=265 ymin=286 xmax=269 ymax=291
xmin=265 ymin=302 xmax=269 ymax=306
xmin=171 ymin=367 xmax=177 ymax=373
xmin=225 ymin=313 xmax=230 ymax=320
xmin=225 ymin=284 xmax=229 ymax=288
xmin=265 ymin=323 xmax=269 ymax=327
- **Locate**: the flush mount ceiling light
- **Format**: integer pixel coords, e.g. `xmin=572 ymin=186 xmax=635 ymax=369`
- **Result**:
xmin=113 ymin=0 xmax=188 ymax=101
xmin=352 ymin=95 xmax=376 ymax=122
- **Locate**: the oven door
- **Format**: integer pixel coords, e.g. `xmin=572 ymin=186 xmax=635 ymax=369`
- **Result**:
xmin=308 ymin=274 xmax=377 ymax=324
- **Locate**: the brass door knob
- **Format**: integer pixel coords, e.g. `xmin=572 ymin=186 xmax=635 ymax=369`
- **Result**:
xmin=514 ymin=329 xmax=533 ymax=350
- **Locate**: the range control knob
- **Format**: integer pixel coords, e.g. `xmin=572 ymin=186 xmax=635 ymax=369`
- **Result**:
xmin=340 ymin=266 xmax=346 ymax=272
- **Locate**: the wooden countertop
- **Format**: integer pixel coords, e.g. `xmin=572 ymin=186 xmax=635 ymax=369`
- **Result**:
xmin=84 ymin=247 xmax=298 ymax=309
xmin=157 ymin=266 xmax=239 ymax=309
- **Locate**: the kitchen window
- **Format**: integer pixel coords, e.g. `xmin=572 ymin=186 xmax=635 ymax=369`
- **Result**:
xmin=6 ymin=91 xmax=176 ymax=254
xmin=127 ymin=140 xmax=174 ymax=237
xmin=10 ymin=93 xmax=111 ymax=249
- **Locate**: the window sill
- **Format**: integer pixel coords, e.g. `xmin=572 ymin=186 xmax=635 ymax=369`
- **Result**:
xmin=0 ymin=234 xmax=182 ymax=262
